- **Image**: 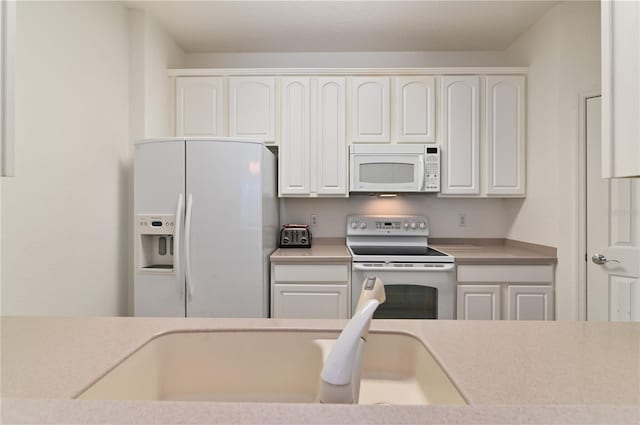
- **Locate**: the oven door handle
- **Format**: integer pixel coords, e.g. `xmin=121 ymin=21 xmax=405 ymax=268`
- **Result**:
xmin=352 ymin=263 xmax=455 ymax=272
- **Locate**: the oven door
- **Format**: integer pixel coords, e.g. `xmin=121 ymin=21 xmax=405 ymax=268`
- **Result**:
xmin=351 ymin=263 xmax=455 ymax=319
xmin=350 ymin=154 xmax=425 ymax=192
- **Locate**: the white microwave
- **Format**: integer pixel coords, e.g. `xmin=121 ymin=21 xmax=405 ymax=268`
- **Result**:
xmin=349 ymin=144 xmax=440 ymax=193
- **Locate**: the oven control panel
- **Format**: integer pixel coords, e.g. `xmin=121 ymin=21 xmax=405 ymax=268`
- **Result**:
xmin=347 ymin=215 xmax=429 ymax=236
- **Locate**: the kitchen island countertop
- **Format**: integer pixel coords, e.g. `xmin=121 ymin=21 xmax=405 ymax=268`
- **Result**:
xmin=1 ymin=317 xmax=638 ymax=424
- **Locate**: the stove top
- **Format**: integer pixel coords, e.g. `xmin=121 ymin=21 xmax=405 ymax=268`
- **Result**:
xmin=349 ymin=246 xmax=450 ymax=257
xmin=346 ymin=215 xmax=455 ymax=264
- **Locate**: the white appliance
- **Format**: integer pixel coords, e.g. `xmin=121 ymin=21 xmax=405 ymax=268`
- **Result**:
xmin=134 ymin=137 xmax=278 ymax=317
xmin=347 ymin=215 xmax=455 ymax=319
xmin=349 ymin=144 xmax=440 ymax=193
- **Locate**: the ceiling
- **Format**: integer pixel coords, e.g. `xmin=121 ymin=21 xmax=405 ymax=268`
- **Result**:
xmin=125 ymin=1 xmax=559 ymax=53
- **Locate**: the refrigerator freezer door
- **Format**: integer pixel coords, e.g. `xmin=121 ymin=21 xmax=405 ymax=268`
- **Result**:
xmin=134 ymin=139 xmax=186 ymax=316
xmin=185 ymin=139 xmax=266 ymax=317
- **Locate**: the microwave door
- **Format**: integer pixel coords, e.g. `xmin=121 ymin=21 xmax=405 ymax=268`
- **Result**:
xmin=351 ymin=155 xmax=424 ymax=192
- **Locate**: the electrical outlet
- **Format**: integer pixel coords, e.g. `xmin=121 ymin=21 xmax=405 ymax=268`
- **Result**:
xmin=310 ymin=214 xmax=319 ymax=227
xmin=458 ymin=213 xmax=466 ymax=227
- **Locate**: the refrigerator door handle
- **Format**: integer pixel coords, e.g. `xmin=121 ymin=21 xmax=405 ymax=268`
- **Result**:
xmin=174 ymin=193 xmax=184 ymax=299
xmin=185 ymin=193 xmax=194 ymax=302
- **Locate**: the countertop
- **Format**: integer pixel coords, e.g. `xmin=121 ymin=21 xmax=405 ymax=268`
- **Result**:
xmin=1 ymin=317 xmax=638 ymax=424
xmin=270 ymin=238 xmax=556 ymax=265
xmin=270 ymin=238 xmax=351 ymax=263
xmin=431 ymin=238 xmax=557 ymax=265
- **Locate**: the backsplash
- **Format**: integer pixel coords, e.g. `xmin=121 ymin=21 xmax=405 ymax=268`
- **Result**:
xmin=280 ymin=196 xmax=509 ymax=238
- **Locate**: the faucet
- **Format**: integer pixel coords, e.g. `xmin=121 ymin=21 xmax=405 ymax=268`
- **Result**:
xmin=319 ymin=276 xmax=385 ymax=404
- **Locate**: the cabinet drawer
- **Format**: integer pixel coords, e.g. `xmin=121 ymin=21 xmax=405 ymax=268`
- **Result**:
xmin=273 ymin=264 xmax=349 ymax=283
xmin=457 ymin=265 xmax=553 ymax=283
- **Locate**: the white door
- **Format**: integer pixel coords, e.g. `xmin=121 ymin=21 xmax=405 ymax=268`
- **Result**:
xmin=175 ymin=77 xmax=223 ymax=137
xmin=315 ymin=77 xmax=347 ymax=195
xmin=586 ymin=96 xmax=640 ymax=321
xmin=440 ymin=76 xmax=480 ymax=195
xmin=350 ymin=76 xmax=390 ymax=143
xmin=456 ymin=285 xmax=501 ymax=320
xmin=279 ymin=77 xmax=310 ymax=196
xmin=394 ymin=76 xmax=436 ymax=143
xmin=185 ymin=140 xmax=266 ymax=317
xmin=485 ymin=76 xmax=526 ymax=196
xmin=229 ymin=77 xmax=276 ymax=143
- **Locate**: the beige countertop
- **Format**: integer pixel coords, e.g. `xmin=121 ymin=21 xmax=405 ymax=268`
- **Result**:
xmin=270 ymin=238 xmax=556 ymax=265
xmin=431 ymin=238 xmax=557 ymax=265
xmin=271 ymin=238 xmax=351 ymax=263
xmin=1 ymin=317 xmax=638 ymax=424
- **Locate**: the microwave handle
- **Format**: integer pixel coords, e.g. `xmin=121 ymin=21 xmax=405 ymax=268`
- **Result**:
xmin=419 ymin=157 xmax=426 ymax=191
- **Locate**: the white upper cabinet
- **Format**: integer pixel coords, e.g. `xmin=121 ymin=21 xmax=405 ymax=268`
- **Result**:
xmin=175 ymin=77 xmax=224 ymax=137
xmin=229 ymin=77 xmax=276 ymax=143
xmin=350 ymin=77 xmax=390 ymax=143
xmin=440 ymin=76 xmax=480 ymax=195
xmin=315 ymin=77 xmax=347 ymax=195
xmin=394 ymin=76 xmax=436 ymax=143
xmin=486 ymin=76 xmax=526 ymax=196
xmin=602 ymin=0 xmax=640 ymax=178
xmin=279 ymin=77 xmax=347 ymax=197
xmin=279 ymin=77 xmax=311 ymax=195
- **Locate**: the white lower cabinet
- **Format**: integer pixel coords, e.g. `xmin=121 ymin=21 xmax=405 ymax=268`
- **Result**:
xmin=271 ymin=263 xmax=350 ymax=319
xmin=456 ymin=264 xmax=554 ymax=321
xmin=273 ymin=284 xmax=348 ymax=319
xmin=507 ymin=285 xmax=553 ymax=321
xmin=457 ymin=285 xmax=501 ymax=320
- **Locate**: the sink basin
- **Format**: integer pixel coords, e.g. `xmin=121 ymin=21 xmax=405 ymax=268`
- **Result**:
xmin=77 ymin=330 xmax=466 ymax=405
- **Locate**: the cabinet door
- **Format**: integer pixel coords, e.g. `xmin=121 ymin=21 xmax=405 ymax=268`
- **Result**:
xmin=176 ymin=77 xmax=223 ymax=137
xmin=440 ymin=76 xmax=480 ymax=195
xmin=602 ymin=0 xmax=640 ymax=178
xmin=486 ymin=76 xmax=526 ymax=196
xmin=507 ymin=285 xmax=553 ymax=320
xmin=350 ymin=77 xmax=390 ymax=143
xmin=457 ymin=285 xmax=501 ymax=320
xmin=279 ymin=77 xmax=311 ymax=195
xmin=316 ymin=77 xmax=347 ymax=195
xmin=273 ymin=284 xmax=349 ymax=319
xmin=229 ymin=77 xmax=275 ymax=143
xmin=395 ymin=76 xmax=435 ymax=143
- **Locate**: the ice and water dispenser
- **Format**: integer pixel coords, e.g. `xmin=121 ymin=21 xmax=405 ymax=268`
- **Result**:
xmin=137 ymin=214 xmax=176 ymax=272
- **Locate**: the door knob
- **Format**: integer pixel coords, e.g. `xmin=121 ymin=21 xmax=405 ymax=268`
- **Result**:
xmin=591 ymin=253 xmax=620 ymax=265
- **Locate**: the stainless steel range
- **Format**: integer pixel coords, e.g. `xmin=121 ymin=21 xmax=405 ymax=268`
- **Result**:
xmin=347 ymin=215 xmax=455 ymax=319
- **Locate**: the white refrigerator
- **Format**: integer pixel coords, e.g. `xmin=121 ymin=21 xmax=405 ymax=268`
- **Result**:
xmin=133 ymin=137 xmax=278 ymax=317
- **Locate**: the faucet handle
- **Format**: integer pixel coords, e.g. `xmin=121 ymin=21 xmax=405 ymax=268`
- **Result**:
xmin=356 ymin=276 xmax=386 ymax=312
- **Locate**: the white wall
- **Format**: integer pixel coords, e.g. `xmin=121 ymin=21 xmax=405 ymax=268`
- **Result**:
xmin=1 ymin=1 xmax=130 ymax=315
xmin=281 ymin=197 xmax=508 ymax=238
xmin=129 ymin=10 xmax=185 ymax=140
xmin=127 ymin=10 xmax=185 ymax=314
xmin=504 ymin=1 xmax=601 ymax=320
xmin=183 ymin=51 xmax=514 ymax=68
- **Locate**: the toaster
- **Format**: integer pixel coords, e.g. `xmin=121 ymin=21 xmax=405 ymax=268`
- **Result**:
xmin=279 ymin=224 xmax=312 ymax=248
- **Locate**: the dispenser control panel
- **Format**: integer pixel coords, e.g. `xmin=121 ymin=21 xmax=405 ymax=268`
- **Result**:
xmin=137 ymin=214 xmax=175 ymax=235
